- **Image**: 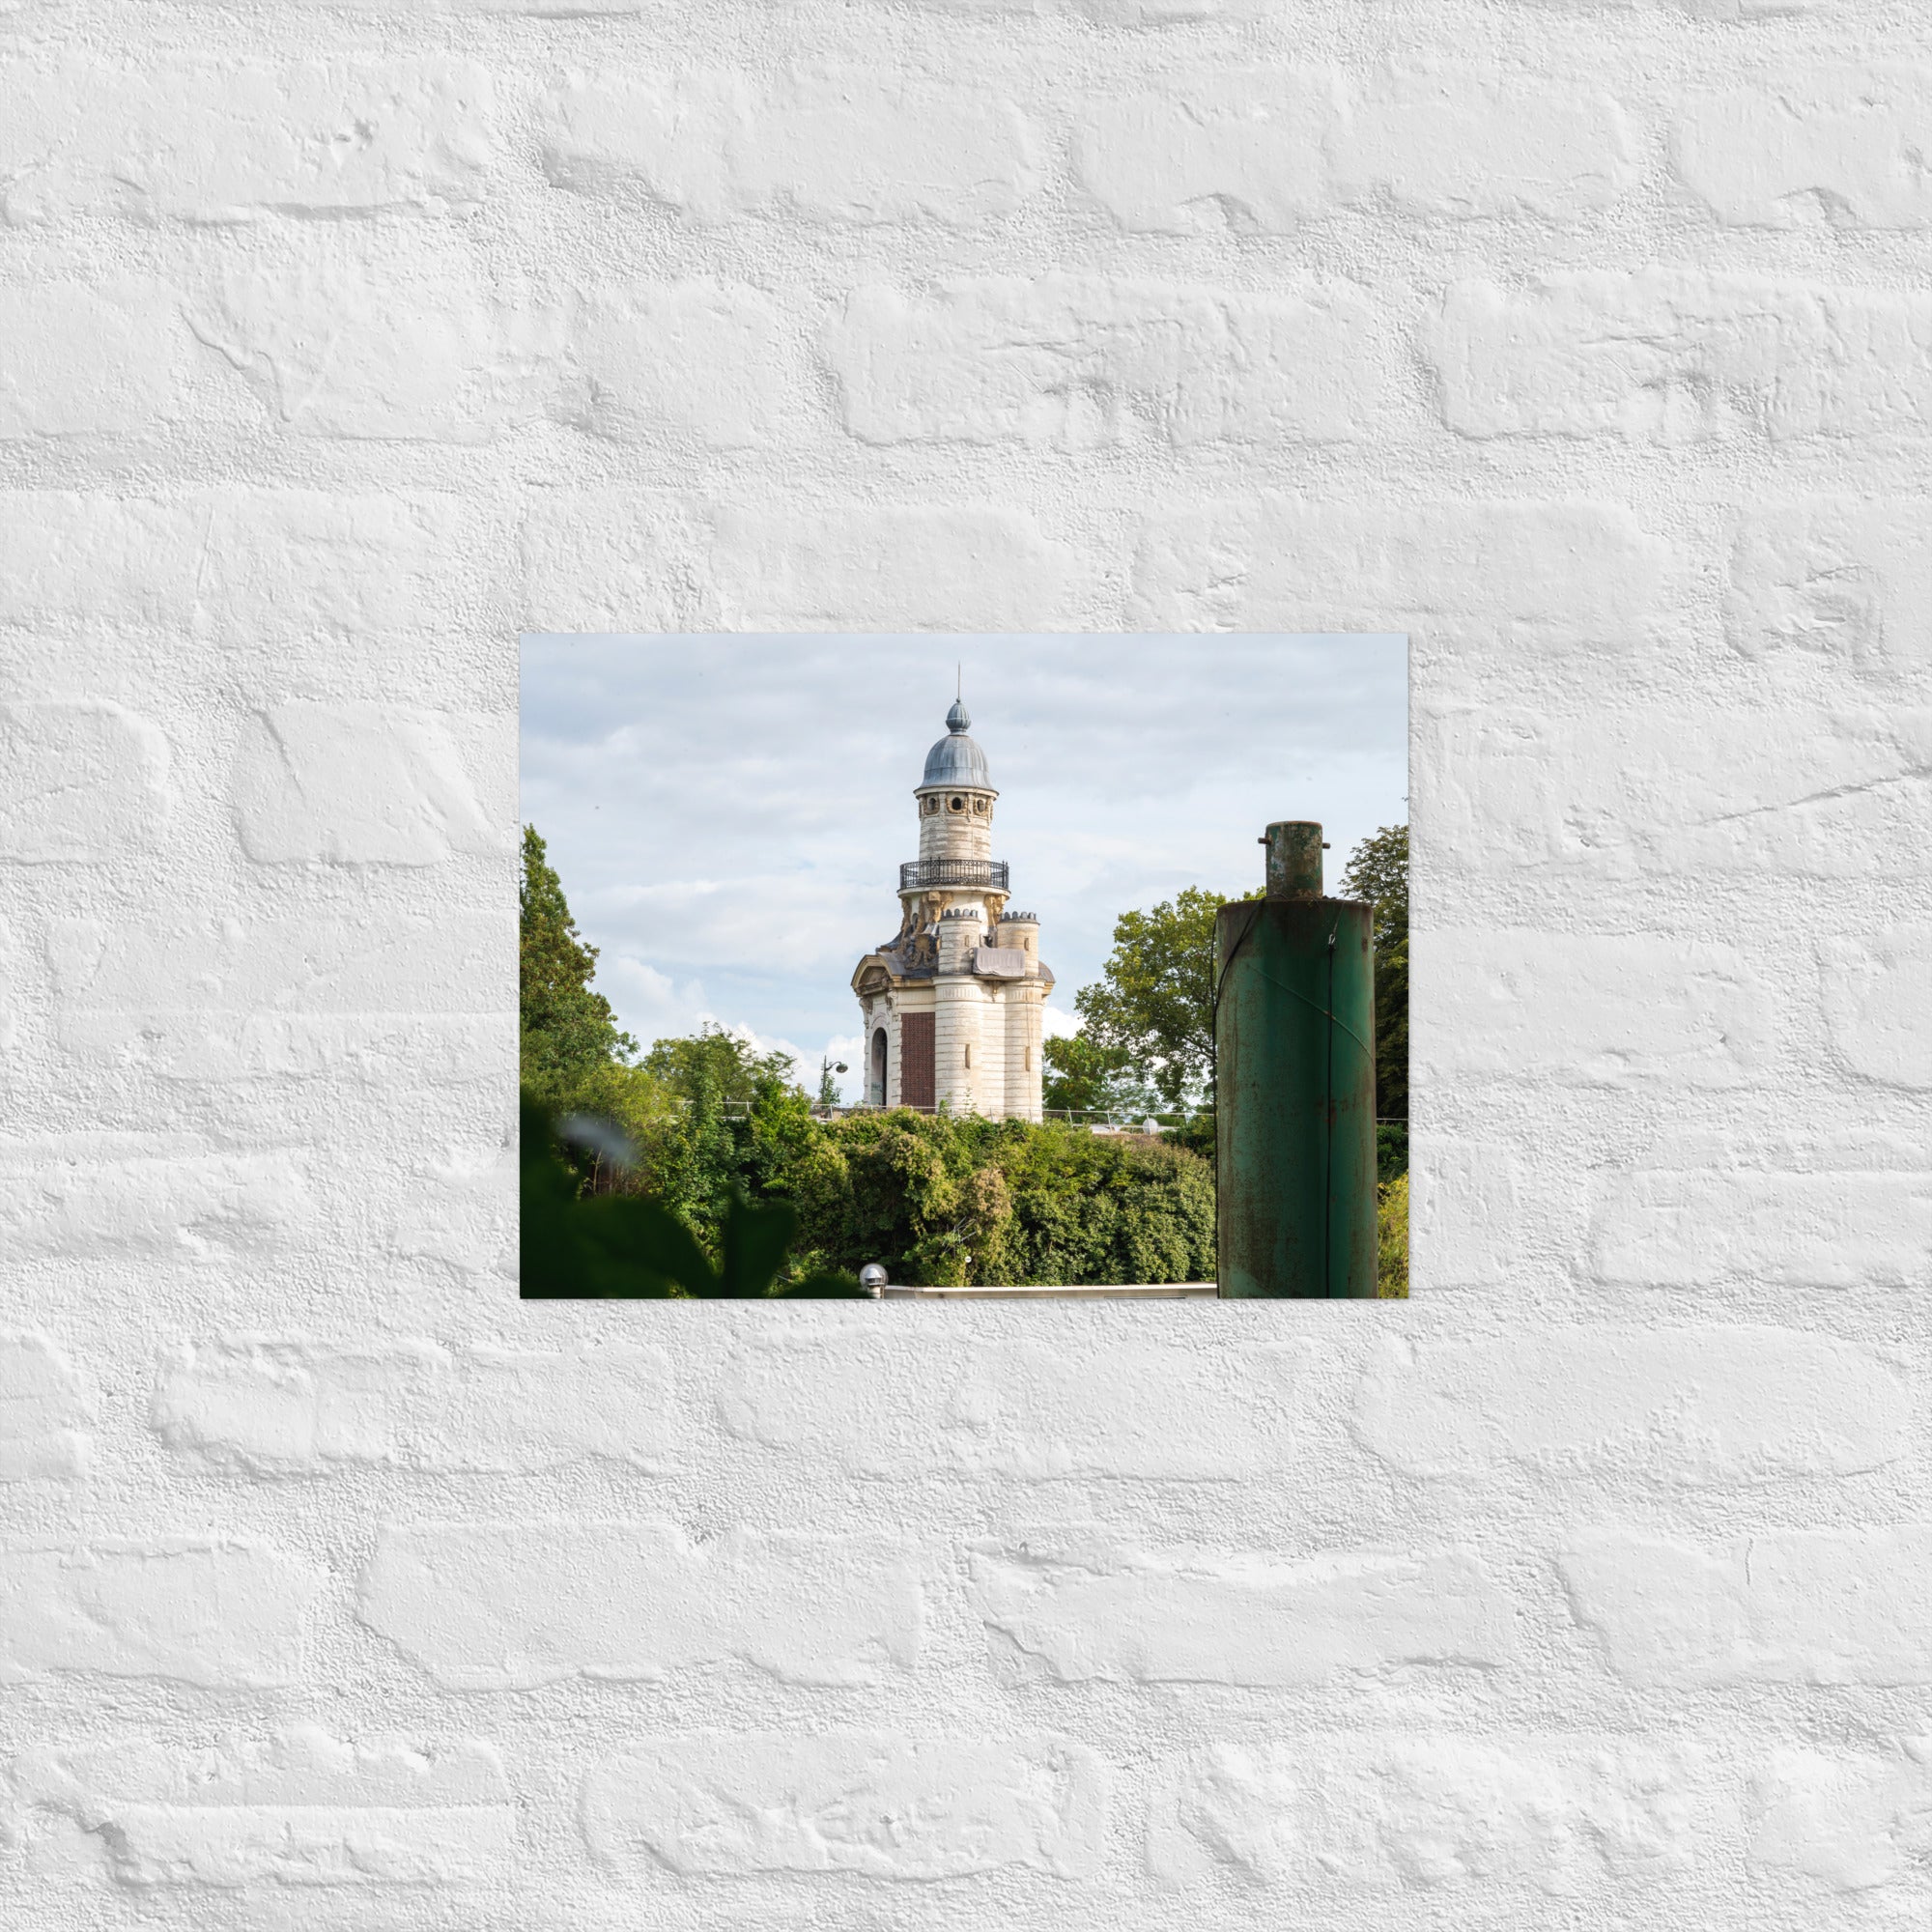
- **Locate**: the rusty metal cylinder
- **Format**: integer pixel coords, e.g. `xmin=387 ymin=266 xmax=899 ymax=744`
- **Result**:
xmin=1264 ymin=819 xmax=1325 ymax=899
xmin=1215 ymin=822 xmax=1378 ymax=1298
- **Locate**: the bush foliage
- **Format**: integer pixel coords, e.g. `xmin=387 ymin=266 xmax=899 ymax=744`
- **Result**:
xmin=1341 ymin=823 xmax=1408 ymax=1124
xmin=1378 ymin=1171 xmax=1409 ymax=1298
xmin=632 ymin=1065 xmax=1216 ymax=1289
xmin=521 ymin=1098 xmax=864 ymax=1299
xmin=520 ymin=818 xmax=1399 ymax=1295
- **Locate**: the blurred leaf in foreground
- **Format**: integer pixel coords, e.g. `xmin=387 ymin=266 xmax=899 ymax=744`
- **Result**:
xmin=520 ymin=1097 xmax=864 ymax=1299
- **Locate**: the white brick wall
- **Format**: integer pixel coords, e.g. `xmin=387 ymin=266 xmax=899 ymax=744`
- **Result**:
xmin=1 ymin=4 xmax=1929 ymax=1927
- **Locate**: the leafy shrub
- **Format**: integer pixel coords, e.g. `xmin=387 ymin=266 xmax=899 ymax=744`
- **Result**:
xmin=1160 ymin=1109 xmax=1215 ymax=1166
xmin=1377 ymin=1121 xmax=1409 ymax=1186
xmin=1378 ymin=1171 xmax=1409 ymax=1298
xmin=520 ymin=1097 xmax=863 ymax=1298
xmin=589 ymin=1097 xmax=1216 ymax=1291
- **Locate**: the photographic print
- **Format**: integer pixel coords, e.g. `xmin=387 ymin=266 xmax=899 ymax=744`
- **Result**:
xmin=520 ymin=637 xmax=1408 ymax=1298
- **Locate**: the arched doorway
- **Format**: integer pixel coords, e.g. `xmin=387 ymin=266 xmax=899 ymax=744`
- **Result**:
xmin=869 ymin=1027 xmax=888 ymax=1105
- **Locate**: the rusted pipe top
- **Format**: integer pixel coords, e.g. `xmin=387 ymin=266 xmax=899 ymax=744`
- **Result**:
xmin=1261 ymin=820 xmax=1326 ymax=899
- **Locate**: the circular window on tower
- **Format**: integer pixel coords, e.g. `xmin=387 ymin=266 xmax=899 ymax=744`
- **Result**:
xmin=949 ymin=795 xmax=964 ymax=812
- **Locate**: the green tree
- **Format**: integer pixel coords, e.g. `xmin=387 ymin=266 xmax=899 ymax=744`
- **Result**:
xmin=1073 ymin=887 xmax=1219 ymax=1108
xmin=620 ymin=1027 xmax=819 ymax=1269
xmin=632 ymin=1047 xmax=739 ymax=1239
xmin=1041 ymin=1032 xmax=1140 ymax=1114
xmin=643 ymin=1023 xmax=796 ymax=1107
xmin=1074 ymin=885 xmax=1261 ymax=1109
xmin=1341 ymin=823 xmax=1407 ymax=1122
xmin=520 ymin=825 xmax=635 ymax=1104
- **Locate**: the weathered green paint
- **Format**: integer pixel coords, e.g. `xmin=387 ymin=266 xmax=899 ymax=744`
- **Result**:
xmin=1264 ymin=819 xmax=1325 ymax=900
xmin=1215 ymin=825 xmax=1377 ymax=1298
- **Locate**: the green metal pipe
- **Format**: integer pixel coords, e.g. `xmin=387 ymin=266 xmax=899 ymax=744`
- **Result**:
xmin=1215 ymin=821 xmax=1378 ymax=1298
xmin=1264 ymin=818 xmax=1325 ymax=899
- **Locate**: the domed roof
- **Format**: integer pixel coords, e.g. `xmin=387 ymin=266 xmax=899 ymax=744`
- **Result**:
xmin=921 ymin=699 xmax=993 ymax=790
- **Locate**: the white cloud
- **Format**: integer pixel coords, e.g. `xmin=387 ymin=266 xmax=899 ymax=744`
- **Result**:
xmin=587 ymin=873 xmax=867 ymax=970
xmin=606 ymin=955 xmax=678 ymax=1005
xmin=602 ymin=955 xmax=703 ymax=1038
xmin=523 ymin=634 xmax=1406 ymax=1069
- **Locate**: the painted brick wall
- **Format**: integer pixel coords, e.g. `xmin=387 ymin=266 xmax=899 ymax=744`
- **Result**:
xmin=3 ymin=2 xmax=1931 ymax=1927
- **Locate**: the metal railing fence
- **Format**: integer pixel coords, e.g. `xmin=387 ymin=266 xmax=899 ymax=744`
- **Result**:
xmin=898 ymin=858 xmax=1009 ymax=891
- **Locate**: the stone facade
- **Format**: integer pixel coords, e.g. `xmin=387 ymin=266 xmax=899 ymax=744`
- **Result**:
xmin=850 ymin=701 xmax=1051 ymax=1121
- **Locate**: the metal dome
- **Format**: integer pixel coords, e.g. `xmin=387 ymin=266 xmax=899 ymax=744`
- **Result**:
xmin=920 ymin=700 xmax=993 ymax=790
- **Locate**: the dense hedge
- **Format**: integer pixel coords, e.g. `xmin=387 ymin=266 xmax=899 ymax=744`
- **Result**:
xmin=541 ymin=1066 xmax=1409 ymax=1294
xmin=608 ymin=1079 xmax=1217 ymax=1290
xmin=1378 ymin=1172 xmax=1408 ymax=1299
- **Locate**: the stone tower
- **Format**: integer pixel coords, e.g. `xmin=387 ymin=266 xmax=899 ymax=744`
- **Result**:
xmin=850 ymin=698 xmax=1053 ymax=1120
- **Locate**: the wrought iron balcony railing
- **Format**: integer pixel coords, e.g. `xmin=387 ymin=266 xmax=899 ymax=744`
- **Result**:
xmin=899 ymin=858 xmax=1009 ymax=892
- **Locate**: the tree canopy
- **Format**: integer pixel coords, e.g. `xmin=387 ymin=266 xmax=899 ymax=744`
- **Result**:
xmin=519 ymin=824 xmax=635 ymax=1103
xmin=1060 ymin=827 xmax=1406 ymax=1125
xmin=643 ymin=1024 xmax=796 ymax=1109
xmin=1341 ymin=822 xmax=1408 ymax=955
xmin=1071 ymin=886 xmax=1230 ymax=1109
xmin=1041 ymin=1032 xmax=1148 ymax=1116
xmin=1340 ymin=823 xmax=1407 ymax=1122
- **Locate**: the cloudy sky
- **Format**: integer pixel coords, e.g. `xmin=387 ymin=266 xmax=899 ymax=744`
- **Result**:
xmin=521 ymin=635 xmax=1407 ymax=1103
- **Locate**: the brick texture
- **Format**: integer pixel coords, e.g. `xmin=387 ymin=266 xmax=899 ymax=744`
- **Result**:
xmin=229 ymin=703 xmax=503 ymax=866
xmin=1150 ymin=1737 xmax=1729 ymax=1889
xmin=544 ymin=71 xmax=1037 ymax=226
xmin=47 ymin=914 xmax=502 ymax=1081
xmin=1749 ymin=1745 xmax=1932 ymax=1891
xmin=359 ymin=1520 xmax=921 ymax=1688
xmin=1561 ymin=1528 xmax=1932 ymax=1686
xmin=153 ymin=1339 xmax=674 ymax=1473
xmin=1428 ymin=272 xmax=1932 ymax=442
xmin=1355 ymin=1327 xmax=1911 ymax=1482
xmin=1672 ymin=71 xmax=1932 ymax=229
xmin=0 ymin=702 xmax=173 ymax=862
xmin=829 ymin=276 xmax=1388 ymax=446
xmin=0 ymin=1334 xmax=92 ymax=1481
xmin=722 ymin=1330 xmax=1303 ymax=1477
xmin=10 ymin=1727 xmax=513 ymax=1886
xmin=3 ymin=7 xmax=1926 ymax=1930
xmin=971 ymin=1534 xmax=1513 ymax=1682
xmin=0 ymin=58 xmax=497 ymax=223
xmin=0 ymin=1539 xmax=317 ymax=1686
xmin=0 ymin=284 xmax=191 ymax=437
xmin=0 ymin=490 xmax=497 ymax=636
xmin=582 ymin=1735 xmax=1106 ymax=1877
